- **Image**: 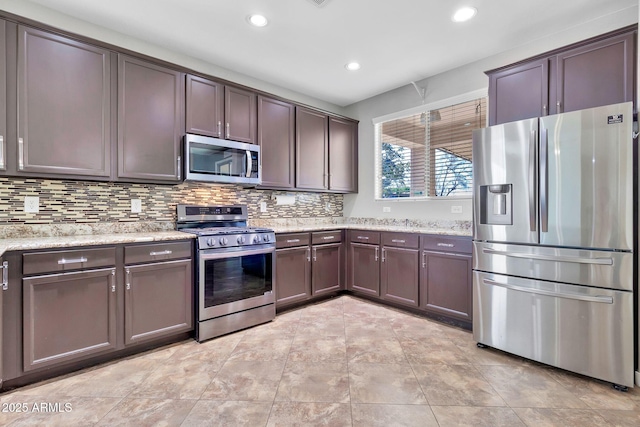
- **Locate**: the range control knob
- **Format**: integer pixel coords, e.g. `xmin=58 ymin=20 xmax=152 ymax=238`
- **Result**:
xmin=219 ymin=237 xmax=228 ymax=246
xmin=263 ymin=234 xmax=271 ymax=242
xmin=253 ymin=235 xmax=260 ymax=244
xmin=237 ymin=235 xmax=246 ymax=244
xmin=206 ymin=238 xmax=216 ymax=247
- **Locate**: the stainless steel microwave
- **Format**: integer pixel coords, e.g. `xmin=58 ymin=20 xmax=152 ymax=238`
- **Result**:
xmin=184 ymin=133 xmax=261 ymax=185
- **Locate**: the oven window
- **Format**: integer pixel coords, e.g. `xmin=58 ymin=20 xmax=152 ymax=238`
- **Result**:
xmin=203 ymin=253 xmax=273 ymax=307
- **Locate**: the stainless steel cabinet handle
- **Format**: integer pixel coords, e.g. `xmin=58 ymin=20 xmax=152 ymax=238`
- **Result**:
xmin=18 ymin=137 xmax=24 ymax=170
xmin=529 ymin=129 xmax=537 ymax=232
xmin=286 ymin=239 xmax=300 ymax=243
xmin=2 ymin=261 xmax=8 ymax=291
xmin=381 ymin=248 xmax=386 ymax=262
xmin=374 ymin=246 xmax=379 ymax=261
xmin=556 ymin=101 xmax=562 ymax=113
xmin=177 ymin=156 xmax=181 ymax=180
xmin=57 ymin=257 xmax=88 ymax=265
xmin=0 ymin=135 xmax=5 ymax=170
xmin=391 ymin=239 xmax=405 ymax=244
xmin=149 ymin=250 xmax=173 ymax=256
xmin=111 ymin=269 xmax=116 ymax=293
xmin=482 ymin=248 xmax=613 ymax=265
xmin=312 ymin=247 xmax=317 ymax=262
xmin=322 ymin=236 xmax=335 ymax=240
xmin=126 ymin=268 xmax=131 ymax=290
xmin=422 ymin=251 xmax=426 ymax=268
xmin=306 ymin=247 xmax=311 ymax=262
xmin=323 ymin=173 xmax=327 ymax=188
xmin=226 ymin=122 xmax=230 ymax=139
xmin=245 ymin=150 xmax=252 ymax=178
xmin=356 ymin=236 xmax=369 ymax=240
xmin=543 ymin=104 xmax=547 ymax=115
xmin=217 ymin=121 xmax=222 ymax=137
xmin=540 ymin=128 xmax=548 ymax=233
xmin=437 ymin=242 xmax=454 ymax=248
xmin=482 ymin=278 xmax=613 ymax=304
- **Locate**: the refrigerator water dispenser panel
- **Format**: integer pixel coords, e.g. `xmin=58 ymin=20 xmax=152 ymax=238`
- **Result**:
xmin=479 ymin=184 xmax=512 ymax=225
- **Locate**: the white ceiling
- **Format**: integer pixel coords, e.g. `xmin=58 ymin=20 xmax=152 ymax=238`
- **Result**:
xmin=22 ymin=0 xmax=638 ymax=107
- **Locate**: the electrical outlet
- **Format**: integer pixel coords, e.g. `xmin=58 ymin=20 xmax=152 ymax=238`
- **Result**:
xmin=260 ymin=201 xmax=267 ymax=212
xmin=451 ymin=205 xmax=463 ymax=214
xmin=24 ymin=196 xmax=39 ymax=213
xmin=131 ymin=199 xmax=142 ymax=213
xmin=325 ymin=202 xmax=331 ymax=212
xmin=383 ymin=206 xmax=391 ymax=213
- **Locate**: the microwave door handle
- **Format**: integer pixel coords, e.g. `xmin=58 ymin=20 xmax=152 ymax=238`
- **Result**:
xmin=246 ymin=150 xmax=252 ymax=178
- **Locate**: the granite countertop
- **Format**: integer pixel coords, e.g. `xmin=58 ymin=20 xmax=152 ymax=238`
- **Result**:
xmin=266 ymin=223 xmax=471 ymax=236
xmin=0 ymin=223 xmax=194 ymax=257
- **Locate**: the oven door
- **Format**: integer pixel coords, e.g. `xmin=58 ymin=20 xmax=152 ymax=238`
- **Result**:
xmin=198 ymin=246 xmax=274 ymax=320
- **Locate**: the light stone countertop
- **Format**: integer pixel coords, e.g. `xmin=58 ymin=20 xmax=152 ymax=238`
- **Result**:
xmin=267 ymin=223 xmax=472 ymax=236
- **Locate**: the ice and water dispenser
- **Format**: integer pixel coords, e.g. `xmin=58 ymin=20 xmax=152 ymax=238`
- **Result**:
xmin=479 ymin=184 xmax=512 ymax=225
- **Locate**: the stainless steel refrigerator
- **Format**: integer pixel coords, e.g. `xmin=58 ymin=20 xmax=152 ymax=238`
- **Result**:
xmin=472 ymin=102 xmax=635 ymax=388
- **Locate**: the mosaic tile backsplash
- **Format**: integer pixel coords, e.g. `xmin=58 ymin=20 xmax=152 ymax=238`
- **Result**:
xmin=0 ymin=177 xmax=343 ymax=225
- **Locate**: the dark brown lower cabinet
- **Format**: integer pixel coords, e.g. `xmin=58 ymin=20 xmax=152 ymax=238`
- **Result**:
xmin=124 ymin=259 xmax=192 ymax=345
xmin=311 ymin=242 xmax=342 ymax=295
xmin=380 ymin=246 xmax=419 ymax=307
xmin=420 ymin=251 xmax=472 ymax=321
xmin=275 ymin=245 xmax=311 ymax=307
xmin=22 ymin=267 xmax=117 ymax=372
xmin=349 ymin=242 xmax=380 ymax=296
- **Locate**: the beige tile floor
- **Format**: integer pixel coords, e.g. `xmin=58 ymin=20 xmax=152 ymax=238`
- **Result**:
xmin=2 ymin=295 xmax=640 ymax=426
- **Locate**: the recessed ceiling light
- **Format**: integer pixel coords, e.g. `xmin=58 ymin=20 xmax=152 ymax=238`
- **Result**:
xmin=452 ymin=7 xmax=477 ymax=22
xmin=345 ymin=62 xmax=361 ymax=71
xmin=248 ymin=14 xmax=268 ymax=27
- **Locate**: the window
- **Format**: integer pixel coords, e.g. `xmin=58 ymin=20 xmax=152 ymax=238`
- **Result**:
xmin=375 ymin=95 xmax=486 ymax=199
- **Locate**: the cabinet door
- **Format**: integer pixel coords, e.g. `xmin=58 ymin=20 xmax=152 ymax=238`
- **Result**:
xmin=23 ymin=268 xmax=117 ymax=372
xmin=186 ymin=74 xmax=223 ymax=138
xmin=0 ymin=20 xmax=6 ymax=173
xmin=556 ymin=32 xmax=635 ymax=114
xmin=118 ymin=55 xmax=183 ymax=182
xmin=124 ymin=259 xmax=192 ymax=345
xmin=328 ymin=117 xmax=358 ymax=192
xmin=17 ymin=25 xmax=112 ymax=178
xmin=349 ymin=243 xmax=380 ymax=296
xmin=420 ymin=251 xmax=472 ymax=321
xmin=258 ymin=96 xmax=295 ymax=189
xmin=381 ymin=246 xmax=419 ymax=307
xmin=225 ymin=86 xmax=256 ymax=144
xmin=488 ymin=58 xmax=550 ymax=125
xmin=275 ymin=246 xmax=311 ymax=308
xmin=296 ymin=107 xmax=328 ymax=190
xmin=311 ymin=243 xmax=342 ymax=295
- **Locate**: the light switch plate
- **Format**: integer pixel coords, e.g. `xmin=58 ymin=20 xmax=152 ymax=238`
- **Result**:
xmin=24 ymin=196 xmax=39 ymax=213
xmin=451 ymin=205 xmax=463 ymax=214
xmin=131 ymin=199 xmax=142 ymax=213
xmin=260 ymin=201 xmax=267 ymax=212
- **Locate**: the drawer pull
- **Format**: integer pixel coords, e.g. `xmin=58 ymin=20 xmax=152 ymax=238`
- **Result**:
xmin=57 ymin=257 xmax=88 ymax=265
xmin=391 ymin=239 xmax=406 ymax=244
xmin=356 ymin=236 xmax=369 ymax=240
xmin=286 ymin=239 xmax=300 ymax=243
xmin=437 ymin=243 xmax=455 ymax=247
xmin=149 ymin=250 xmax=173 ymax=257
xmin=322 ymin=236 xmax=335 ymax=240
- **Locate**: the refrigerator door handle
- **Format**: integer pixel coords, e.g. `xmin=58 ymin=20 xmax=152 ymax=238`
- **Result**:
xmin=540 ymin=128 xmax=548 ymax=232
xmin=482 ymin=248 xmax=613 ymax=265
xmin=529 ymin=129 xmax=537 ymax=232
xmin=482 ymin=278 xmax=613 ymax=304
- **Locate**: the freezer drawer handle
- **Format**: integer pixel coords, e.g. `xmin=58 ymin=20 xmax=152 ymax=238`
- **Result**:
xmin=482 ymin=278 xmax=613 ymax=304
xmin=482 ymin=248 xmax=613 ymax=265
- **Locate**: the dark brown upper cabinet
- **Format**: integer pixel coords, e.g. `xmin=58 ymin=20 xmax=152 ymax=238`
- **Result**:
xmin=185 ymin=75 xmax=257 ymax=144
xmin=118 ymin=55 xmax=183 ymax=183
xmin=16 ymin=25 xmax=113 ymax=178
xmin=488 ymin=27 xmax=635 ymax=125
xmin=0 ymin=20 xmax=6 ymax=173
xmin=296 ymin=107 xmax=358 ymax=193
xmin=258 ymin=96 xmax=295 ymax=189
xmin=185 ymin=74 xmax=223 ymax=138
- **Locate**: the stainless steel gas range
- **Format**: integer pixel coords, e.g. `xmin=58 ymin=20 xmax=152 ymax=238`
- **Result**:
xmin=177 ymin=204 xmax=275 ymax=342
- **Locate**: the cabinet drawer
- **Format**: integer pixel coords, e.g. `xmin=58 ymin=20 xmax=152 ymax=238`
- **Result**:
xmin=276 ymin=233 xmax=310 ymax=249
xmin=125 ymin=241 xmax=192 ymax=264
xmin=312 ymin=230 xmax=342 ymax=245
xmin=349 ymin=230 xmax=380 ymax=245
xmin=421 ymin=235 xmax=472 ymax=254
xmin=23 ymin=247 xmax=116 ymax=275
xmin=382 ymin=232 xmax=419 ymax=249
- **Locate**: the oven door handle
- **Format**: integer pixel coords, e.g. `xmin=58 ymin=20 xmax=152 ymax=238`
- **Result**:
xmin=198 ymin=246 xmax=275 ymax=260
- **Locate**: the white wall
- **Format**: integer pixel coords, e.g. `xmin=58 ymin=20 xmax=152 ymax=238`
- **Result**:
xmin=343 ymin=6 xmax=638 ymax=221
xmin=0 ymin=0 xmax=347 ymax=116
